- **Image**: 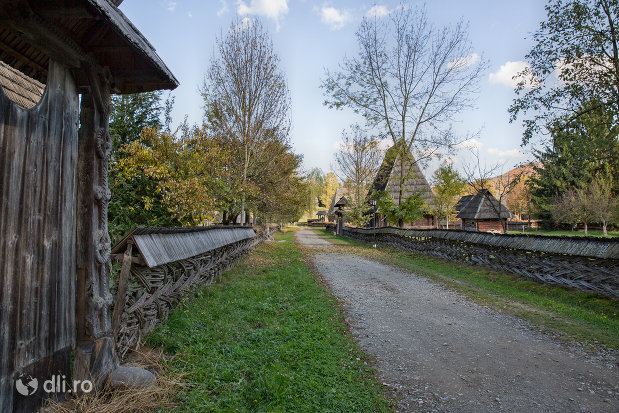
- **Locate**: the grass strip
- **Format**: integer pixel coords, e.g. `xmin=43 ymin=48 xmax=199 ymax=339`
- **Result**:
xmin=148 ymin=230 xmax=394 ymax=412
xmin=315 ymin=229 xmax=618 ymax=350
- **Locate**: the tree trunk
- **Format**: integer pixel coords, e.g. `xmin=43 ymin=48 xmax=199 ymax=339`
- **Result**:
xmin=602 ymin=221 xmax=607 ymax=236
xmin=584 ymin=222 xmax=588 ymax=235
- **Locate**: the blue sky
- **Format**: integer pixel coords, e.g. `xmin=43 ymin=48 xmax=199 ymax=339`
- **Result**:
xmin=119 ymin=0 xmax=548 ymax=178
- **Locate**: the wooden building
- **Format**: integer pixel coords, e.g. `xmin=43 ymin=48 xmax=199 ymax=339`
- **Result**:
xmin=368 ymin=144 xmax=435 ymax=228
xmin=456 ymin=190 xmax=513 ymax=233
xmin=0 ymin=1 xmax=177 ymax=411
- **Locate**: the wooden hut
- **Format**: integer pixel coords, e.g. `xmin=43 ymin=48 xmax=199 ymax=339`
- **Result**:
xmin=317 ymin=210 xmax=327 ymax=222
xmin=368 ymin=144 xmax=435 ymax=227
xmin=456 ymin=189 xmax=513 ymax=233
xmin=0 ymin=1 xmax=177 ymax=411
xmin=327 ymin=187 xmax=349 ymax=222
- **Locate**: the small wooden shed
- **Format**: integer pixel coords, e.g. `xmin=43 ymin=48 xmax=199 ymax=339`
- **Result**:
xmin=456 ymin=189 xmax=513 ymax=233
xmin=0 ymin=1 xmax=177 ymax=411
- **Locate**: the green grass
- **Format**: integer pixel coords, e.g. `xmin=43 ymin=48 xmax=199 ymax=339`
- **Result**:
xmin=148 ymin=229 xmax=393 ymax=412
xmin=508 ymin=228 xmax=619 ymax=238
xmin=315 ymin=229 xmax=619 ymax=350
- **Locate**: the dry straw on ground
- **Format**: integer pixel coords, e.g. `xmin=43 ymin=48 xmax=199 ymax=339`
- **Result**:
xmin=42 ymin=348 xmax=183 ymax=413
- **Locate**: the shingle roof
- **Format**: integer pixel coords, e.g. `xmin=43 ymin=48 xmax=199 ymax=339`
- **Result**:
xmin=456 ymin=189 xmax=513 ymax=220
xmin=454 ymin=195 xmax=474 ymax=212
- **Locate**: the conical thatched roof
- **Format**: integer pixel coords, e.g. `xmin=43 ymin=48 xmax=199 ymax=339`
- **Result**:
xmin=0 ymin=61 xmax=45 ymax=109
xmin=368 ymin=144 xmax=435 ymax=207
xmin=456 ymin=189 xmax=513 ymax=220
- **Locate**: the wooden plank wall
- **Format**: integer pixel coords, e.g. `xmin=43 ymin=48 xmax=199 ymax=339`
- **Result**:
xmin=0 ymin=60 xmax=77 ymax=412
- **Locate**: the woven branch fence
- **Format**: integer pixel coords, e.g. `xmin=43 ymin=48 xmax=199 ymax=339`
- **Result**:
xmin=328 ymin=225 xmax=618 ymax=298
xmin=110 ymin=225 xmax=276 ymax=356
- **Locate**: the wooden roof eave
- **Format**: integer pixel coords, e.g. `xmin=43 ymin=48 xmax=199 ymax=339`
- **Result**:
xmin=0 ymin=0 xmax=178 ymax=94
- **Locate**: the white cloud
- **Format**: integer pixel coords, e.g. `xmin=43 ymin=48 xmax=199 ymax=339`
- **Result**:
xmin=237 ymin=0 xmax=289 ymax=29
xmin=449 ymin=53 xmax=480 ymax=70
xmin=487 ymin=147 xmax=525 ymax=159
xmin=217 ymin=0 xmax=228 ymax=16
xmin=456 ymin=138 xmax=483 ymax=151
xmin=319 ymin=6 xmax=351 ymax=30
xmin=488 ymin=61 xmax=532 ymax=88
xmin=188 ymin=11 xmax=193 ymax=18
xmin=167 ymin=1 xmax=177 ymax=12
xmin=366 ymin=5 xmax=389 ymax=18
xmin=234 ymin=17 xmax=253 ymax=31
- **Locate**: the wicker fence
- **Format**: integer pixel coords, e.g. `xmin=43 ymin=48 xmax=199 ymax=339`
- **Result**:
xmin=329 ymin=225 xmax=619 ymax=298
xmin=110 ymin=225 xmax=276 ymax=356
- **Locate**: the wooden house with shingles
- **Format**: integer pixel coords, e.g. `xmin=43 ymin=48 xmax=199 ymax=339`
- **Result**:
xmin=0 ymin=1 xmax=177 ymax=411
xmin=456 ymin=189 xmax=513 ymax=233
xmin=368 ymin=144 xmax=435 ymax=228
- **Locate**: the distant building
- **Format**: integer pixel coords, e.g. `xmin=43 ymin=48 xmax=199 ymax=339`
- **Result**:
xmin=456 ymin=189 xmax=513 ymax=233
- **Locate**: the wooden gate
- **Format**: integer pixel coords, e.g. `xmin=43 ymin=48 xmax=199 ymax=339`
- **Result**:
xmin=0 ymin=61 xmax=78 ymax=412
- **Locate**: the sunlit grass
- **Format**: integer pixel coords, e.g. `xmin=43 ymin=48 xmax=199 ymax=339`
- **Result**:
xmin=148 ymin=230 xmax=394 ymax=412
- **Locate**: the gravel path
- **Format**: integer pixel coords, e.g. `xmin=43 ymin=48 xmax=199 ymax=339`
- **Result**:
xmin=295 ymin=229 xmax=619 ymax=412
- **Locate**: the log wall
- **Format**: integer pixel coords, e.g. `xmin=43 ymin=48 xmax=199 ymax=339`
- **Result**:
xmin=0 ymin=61 xmax=78 ymax=412
xmin=332 ymin=226 xmax=619 ymax=297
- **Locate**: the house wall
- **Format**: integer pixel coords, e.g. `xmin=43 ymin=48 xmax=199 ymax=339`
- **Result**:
xmin=477 ymin=220 xmax=505 ymax=233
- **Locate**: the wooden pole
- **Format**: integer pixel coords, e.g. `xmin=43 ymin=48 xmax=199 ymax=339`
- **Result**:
xmin=74 ymin=67 xmax=120 ymax=387
xmin=112 ymin=240 xmax=133 ymax=339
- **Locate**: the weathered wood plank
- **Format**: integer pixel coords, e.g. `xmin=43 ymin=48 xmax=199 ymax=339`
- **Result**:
xmin=0 ymin=60 xmax=77 ymax=412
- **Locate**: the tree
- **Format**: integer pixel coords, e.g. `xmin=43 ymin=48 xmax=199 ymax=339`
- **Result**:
xmin=528 ymin=102 xmax=619 ymax=222
xmin=510 ymin=0 xmax=619 ymax=144
xmin=202 ymin=18 xmax=290 ymax=225
xmin=373 ymin=190 xmax=427 ymax=227
xmin=585 ymin=177 xmax=617 ymax=235
xmin=108 ymin=92 xmax=180 ymax=243
xmin=109 ymin=92 xmax=164 ymax=152
xmin=507 ymin=177 xmax=534 ymax=221
xmin=322 ymin=5 xmax=485 ymax=206
xmin=319 ymin=172 xmax=339 ymax=210
xmin=430 ymin=164 xmax=466 ymax=228
xmin=551 ymin=189 xmax=583 ymax=230
xmin=304 ymin=168 xmax=326 ymax=218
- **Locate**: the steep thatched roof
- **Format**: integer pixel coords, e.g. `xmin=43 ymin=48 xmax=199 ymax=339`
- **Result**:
xmin=368 ymin=144 xmax=435 ymax=207
xmin=456 ymin=189 xmax=513 ymax=220
xmin=0 ymin=61 xmax=45 ymax=109
xmin=327 ymin=187 xmax=350 ymax=216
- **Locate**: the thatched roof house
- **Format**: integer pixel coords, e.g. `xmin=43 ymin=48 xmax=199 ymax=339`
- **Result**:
xmin=327 ymin=187 xmax=350 ymax=221
xmin=368 ymin=144 xmax=435 ymax=227
xmin=456 ymin=189 xmax=513 ymax=233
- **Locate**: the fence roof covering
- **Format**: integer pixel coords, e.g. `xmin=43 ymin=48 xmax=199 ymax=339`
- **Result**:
xmin=0 ymin=0 xmax=178 ymax=93
xmin=345 ymin=226 xmax=619 ymax=259
xmin=112 ymin=226 xmax=256 ymax=268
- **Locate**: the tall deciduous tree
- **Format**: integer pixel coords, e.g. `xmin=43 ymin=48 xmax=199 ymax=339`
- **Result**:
xmin=202 ymin=19 xmax=291 ymax=225
xmin=322 ymin=5 xmax=485 ymax=205
xmin=335 ymin=125 xmax=384 ymax=204
xmin=510 ymin=0 xmax=619 ymax=144
xmin=430 ymin=164 xmax=466 ymax=228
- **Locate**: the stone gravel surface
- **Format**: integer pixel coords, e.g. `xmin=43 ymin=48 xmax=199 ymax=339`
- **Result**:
xmin=295 ymin=230 xmax=619 ymax=412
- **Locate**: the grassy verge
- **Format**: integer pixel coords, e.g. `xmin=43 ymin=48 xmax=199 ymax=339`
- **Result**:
xmin=315 ymin=229 xmax=618 ymax=350
xmin=148 ymin=229 xmax=393 ymax=412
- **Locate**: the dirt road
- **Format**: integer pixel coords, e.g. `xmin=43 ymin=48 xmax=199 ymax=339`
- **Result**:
xmin=295 ymin=229 xmax=618 ymax=412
